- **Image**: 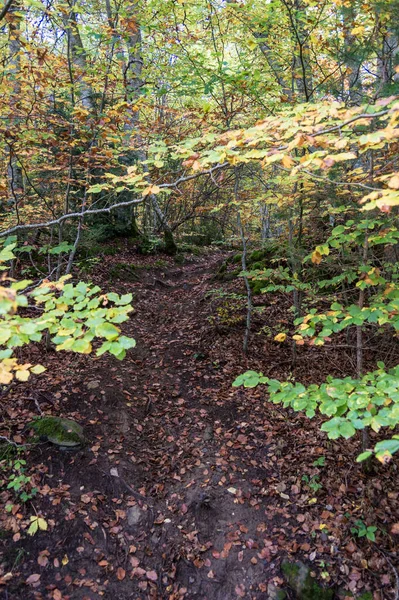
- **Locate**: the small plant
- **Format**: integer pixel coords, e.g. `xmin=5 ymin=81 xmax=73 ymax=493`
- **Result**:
xmin=351 ymin=520 xmax=378 ymax=542
xmin=2 ymin=458 xmax=38 ymax=503
xmin=313 ymin=456 xmax=326 ymax=467
xmin=28 ymin=515 xmax=48 ymax=536
xmin=302 ymin=474 xmax=323 ymax=492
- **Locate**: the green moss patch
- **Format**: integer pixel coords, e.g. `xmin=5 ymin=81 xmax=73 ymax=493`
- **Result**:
xmin=29 ymin=417 xmax=85 ymax=447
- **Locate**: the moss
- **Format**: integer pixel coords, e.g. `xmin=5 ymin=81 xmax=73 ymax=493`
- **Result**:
xmin=282 ymin=561 xmax=334 ymax=600
xmin=249 ymin=249 xmax=267 ymax=262
xmin=249 ymin=280 xmax=267 ymax=295
xmin=130 ymin=214 xmax=140 ymax=239
xmin=356 ymin=593 xmax=372 ymax=600
xmin=164 ymin=230 xmax=177 ymax=256
xmin=174 ymin=254 xmax=185 ymax=265
xmin=29 ymin=417 xmax=84 ymax=447
xmin=250 ymin=261 xmax=265 ymax=270
xmin=232 ymin=253 xmax=242 ymax=264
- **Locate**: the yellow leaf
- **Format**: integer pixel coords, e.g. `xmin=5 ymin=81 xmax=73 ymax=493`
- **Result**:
xmin=388 ymin=175 xmax=399 ymax=189
xmin=15 ymin=370 xmax=30 ymax=382
xmin=0 ymin=370 xmax=13 ymax=384
xmin=62 ymin=554 xmax=69 ymax=565
xmin=37 ymin=518 xmax=48 ymax=531
xmin=334 ymin=138 xmax=348 ymax=150
xmin=311 ymin=250 xmax=322 ymax=265
xmin=274 ymin=333 xmax=287 ymax=342
xmin=351 ymin=25 xmax=365 ymax=35
xmin=282 ymin=154 xmax=295 ymax=168
xmin=142 ymin=185 xmax=161 ymax=197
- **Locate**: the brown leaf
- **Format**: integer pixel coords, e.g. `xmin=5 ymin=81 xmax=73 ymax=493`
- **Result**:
xmin=26 ymin=573 xmax=41 ymax=585
xmin=391 ymin=523 xmax=399 ymax=534
xmin=146 ymin=570 xmax=158 ymax=581
xmin=116 ymin=567 xmax=126 ymax=581
xmin=296 ymin=514 xmax=306 ymax=523
xmin=345 ymin=541 xmax=357 ymax=554
xmin=38 ymin=550 xmax=50 ymax=567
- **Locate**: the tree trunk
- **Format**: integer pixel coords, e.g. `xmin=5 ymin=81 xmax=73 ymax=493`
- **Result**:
xmin=6 ymin=1 xmax=24 ymax=206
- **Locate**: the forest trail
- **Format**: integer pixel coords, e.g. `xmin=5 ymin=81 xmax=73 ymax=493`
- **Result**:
xmin=5 ymin=252 xmax=292 ymax=600
xmin=3 ymin=251 xmax=391 ymax=600
xmin=89 ymin=252 xmax=282 ymax=599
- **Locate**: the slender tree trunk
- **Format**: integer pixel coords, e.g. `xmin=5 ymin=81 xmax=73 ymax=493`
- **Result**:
xmin=342 ymin=3 xmax=363 ymax=104
xmin=357 ymin=234 xmax=369 ymax=455
xmin=235 ymin=169 xmax=252 ymax=355
xmin=7 ymin=1 xmax=24 ymax=206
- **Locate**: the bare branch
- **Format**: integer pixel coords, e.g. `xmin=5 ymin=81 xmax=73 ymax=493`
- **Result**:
xmin=0 ymin=196 xmax=145 ymax=238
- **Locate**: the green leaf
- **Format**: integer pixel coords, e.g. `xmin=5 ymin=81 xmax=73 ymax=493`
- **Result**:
xmin=356 ymin=451 xmax=373 ymax=462
xmin=95 ymin=322 xmax=120 ymax=340
xmin=339 ymin=421 xmax=356 ymax=439
xmin=118 ymin=336 xmax=136 ymax=350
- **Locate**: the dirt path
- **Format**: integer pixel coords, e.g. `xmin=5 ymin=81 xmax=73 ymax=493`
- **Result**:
xmin=2 ymin=252 xmax=395 ymax=600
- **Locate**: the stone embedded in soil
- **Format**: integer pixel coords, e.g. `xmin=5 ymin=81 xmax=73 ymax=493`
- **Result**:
xmin=29 ymin=417 xmax=85 ymax=447
xmin=127 ymin=505 xmax=144 ymax=526
xmin=267 ymin=583 xmax=287 ymax=599
xmin=281 ymin=560 xmax=334 ymax=600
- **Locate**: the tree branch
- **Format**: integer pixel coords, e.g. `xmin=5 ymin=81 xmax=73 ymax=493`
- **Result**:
xmin=0 ymin=195 xmax=145 ymax=237
xmin=0 ymin=0 xmax=14 ymax=23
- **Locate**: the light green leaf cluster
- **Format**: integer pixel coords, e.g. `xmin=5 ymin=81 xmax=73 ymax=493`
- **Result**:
xmin=233 ymin=364 xmax=399 ymax=462
xmin=0 ymin=244 xmax=135 ymax=384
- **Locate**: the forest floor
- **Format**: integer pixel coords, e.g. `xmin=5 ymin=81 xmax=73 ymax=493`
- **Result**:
xmin=1 ymin=245 xmax=398 ymax=600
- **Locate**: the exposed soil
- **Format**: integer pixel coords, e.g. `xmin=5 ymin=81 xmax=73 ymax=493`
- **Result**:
xmin=1 ymin=248 xmax=398 ymax=600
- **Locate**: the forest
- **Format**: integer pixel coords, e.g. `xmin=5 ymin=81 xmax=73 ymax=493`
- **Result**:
xmin=1 ymin=0 xmax=399 ymax=598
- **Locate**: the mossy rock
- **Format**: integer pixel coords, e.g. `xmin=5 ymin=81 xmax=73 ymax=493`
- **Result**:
xmin=337 ymin=592 xmax=372 ymax=600
xmin=29 ymin=417 xmax=85 ymax=447
xmin=282 ymin=561 xmax=334 ymax=600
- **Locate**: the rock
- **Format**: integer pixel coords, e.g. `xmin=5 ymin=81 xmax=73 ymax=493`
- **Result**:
xmin=127 ymin=505 xmax=143 ymax=526
xmin=87 ymin=380 xmax=100 ymax=390
xmin=203 ymin=425 xmax=213 ymax=441
xmin=267 ymin=583 xmax=287 ymax=599
xmin=281 ymin=560 xmax=334 ymax=600
xmin=29 ymin=417 xmax=85 ymax=447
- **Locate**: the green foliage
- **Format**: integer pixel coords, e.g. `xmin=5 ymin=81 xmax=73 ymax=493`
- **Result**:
xmin=2 ymin=457 xmax=37 ymax=504
xmin=233 ymin=365 xmax=399 ymax=462
xmin=302 ymin=474 xmax=323 ymax=493
xmin=0 ymin=244 xmax=135 ymax=384
xmin=351 ymin=520 xmax=378 ymax=542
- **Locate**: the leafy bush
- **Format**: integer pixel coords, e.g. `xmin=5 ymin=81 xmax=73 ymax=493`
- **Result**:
xmin=0 ymin=242 xmax=135 ymax=385
xmin=233 ymin=366 xmax=399 ymax=463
